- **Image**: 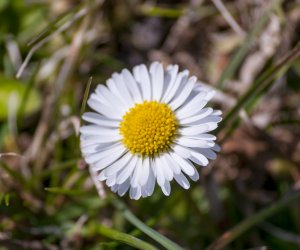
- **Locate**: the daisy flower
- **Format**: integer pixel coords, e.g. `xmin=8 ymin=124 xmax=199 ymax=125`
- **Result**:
xmin=80 ymin=62 xmax=221 ymax=199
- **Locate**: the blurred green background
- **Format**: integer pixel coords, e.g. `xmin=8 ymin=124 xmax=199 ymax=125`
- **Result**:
xmin=0 ymin=0 xmax=300 ymax=249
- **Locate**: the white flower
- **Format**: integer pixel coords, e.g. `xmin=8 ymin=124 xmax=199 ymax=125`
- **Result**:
xmin=80 ymin=62 xmax=222 ymax=199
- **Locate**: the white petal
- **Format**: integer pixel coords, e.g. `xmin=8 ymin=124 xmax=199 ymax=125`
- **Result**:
xmin=121 ymin=69 xmax=143 ymax=103
xmin=80 ymin=142 xmax=114 ymax=154
xmin=179 ymin=124 xmax=216 ymax=136
xmin=106 ymin=175 xmax=116 ymax=187
xmin=189 ymin=115 xmax=222 ymax=125
xmin=172 ymin=144 xmax=191 ymax=158
xmin=192 ymin=134 xmax=216 ymax=140
xmin=98 ymin=170 xmax=107 ymax=181
xmin=176 ymin=137 xmax=215 ymax=148
xmin=112 ymin=73 xmax=135 ymax=107
xmin=180 ymin=108 xmax=213 ymax=125
xmin=92 ymin=145 xmax=127 ymax=171
xmin=174 ymin=172 xmax=190 ymax=189
xmin=161 ymin=180 xmax=171 ymax=196
xmin=190 ymin=151 xmax=209 ymax=166
xmin=131 ymin=157 xmax=143 ymax=187
xmin=116 ymin=156 xmax=138 ymax=184
xmin=164 ymin=153 xmax=181 ymax=174
xmin=170 ymin=152 xmax=195 ymax=176
xmin=150 ymin=62 xmax=164 ymax=101
xmin=161 ymin=65 xmax=179 ymax=102
xmin=212 ymin=144 xmax=221 ymax=152
xmin=212 ymin=110 xmax=222 ymax=116
xmin=87 ymin=98 xmax=122 ymax=120
xmin=106 ymin=78 xmax=131 ymax=109
xmin=104 ymin=152 xmax=132 ymax=176
xmin=163 ymin=70 xmax=189 ymax=104
xmin=189 ymin=168 xmax=199 ymax=182
xmin=155 ymin=158 xmax=165 ymax=187
xmin=169 ymin=76 xmax=196 ymax=110
xmin=181 ymin=124 xmax=218 ymax=136
xmin=133 ymin=64 xmax=151 ymax=100
xmin=146 ymin=165 xmax=155 ymax=196
xmin=203 ymin=89 xmax=216 ymax=101
xmin=175 ymin=90 xmax=211 ymax=119
xmin=141 ymin=185 xmax=149 ymax=197
xmin=95 ymin=85 xmax=126 ymax=114
xmin=176 ymin=136 xmax=215 ymax=148
xmin=159 ymin=156 xmax=173 ymax=181
xmin=111 ymin=184 xmax=118 ymax=192
xmin=150 ymin=158 xmax=157 ymax=177
xmin=195 ymin=148 xmax=217 ymax=160
xmin=84 ymin=143 xmax=123 ymax=164
xmin=176 ymin=100 xmax=208 ymax=120
xmin=117 ymin=178 xmax=131 ymax=196
xmin=80 ymin=125 xmax=119 ymax=136
xmin=80 ymin=139 xmax=117 ymax=149
xmin=139 ymin=158 xmax=150 ymax=186
xmin=82 ymin=112 xmax=120 ymax=128
xmin=80 ymin=134 xmax=122 ymax=145
xmin=193 ymin=86 xmax=215 ymax=101
xmin=130 ymin=186 xmax=141 ymax=200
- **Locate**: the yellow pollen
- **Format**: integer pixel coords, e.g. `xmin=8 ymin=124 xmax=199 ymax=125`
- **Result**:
xmin=119 ymin=101 xmax=178 ymax=157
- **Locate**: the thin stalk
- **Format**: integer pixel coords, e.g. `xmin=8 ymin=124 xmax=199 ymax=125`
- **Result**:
xmin=42 ymin=159 xmax=79 ymax=177
xmin=216 ymin=0 xmax=279 ymax=89
xmin=217 ymin=42 xmax=300 ymax=135
xmin=98 ymin=225 xmax=158 ymax=250
xmin=80 ymin=77 xmax=93 ymax=118
xmin=206 ymin=190 xmax=300 ymax=250
xmin=27 ymin=5 xmax=82 ymax=47
xmin=0 ymin=161 xmax=27 ymax=188
xmin=111 ymin=199 xmax=184 ymax=250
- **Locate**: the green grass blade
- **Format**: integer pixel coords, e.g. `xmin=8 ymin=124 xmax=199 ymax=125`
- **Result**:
xmin=141 ymin=6 xmax=184 ymax=18
xmin=206 ymin=190 xmax=300 ymax=250
xmin=0 ymin=193 xmax=12 ymax=206
xmin=0 ymin=161 xmax=26 ymax=186
xmin=27 ymin=4 xmax=82 ymax=47
xmin=217 ymin=42 xmax=300 ymax=135
xmin=217 ymin=0 xmax=280 ymax=89
xmin=17 ymin=63 xmax=40 ymax=122
xmin=98 ymin=225 xmax=158 ymax=250
xmin=45 ymin=187 xmax=84 ymax=196
xmin=80 ymin=76 xmax=93 ymax=118
xmin=112 ymin=199 xmax=184 ymax=250
xmin=42 ymin=159 xmax=79 ymax=177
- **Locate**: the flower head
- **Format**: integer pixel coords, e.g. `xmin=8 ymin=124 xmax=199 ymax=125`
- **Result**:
xmin=80 ymin=62 xmax=221 ymax=199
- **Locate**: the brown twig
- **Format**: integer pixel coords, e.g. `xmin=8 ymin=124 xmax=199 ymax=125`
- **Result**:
xmin=89 ymin=166 xmax=107 ymax=199
xmin=211 ymin=0 xmax=246 ymax=37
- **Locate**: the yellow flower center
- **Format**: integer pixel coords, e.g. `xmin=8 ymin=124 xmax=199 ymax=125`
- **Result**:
xmin=120 ymin=101 xmax=178 ymax=157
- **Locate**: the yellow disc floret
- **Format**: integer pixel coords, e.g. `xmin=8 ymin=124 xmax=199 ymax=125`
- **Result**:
xmin=120 ymin=101 xmax=178 ymax=157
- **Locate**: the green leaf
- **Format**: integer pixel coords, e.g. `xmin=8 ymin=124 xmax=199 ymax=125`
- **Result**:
xmin=0 ymin=192 xmax=15 ymax=206
xmin=217 ymin=0 xmax=280 ymax=89
xmin=112 ymin=198 xmax=184 ymax=250
xmin=0 ymin=75 xmax=41 ymax=120
xmin=4 ymin=193 xmax=10 ymax=206
xmin=0 ymin=161 xmax=26 ymax=186
xmin=141 ymin=6 xmax=184 ymax=18
xmin=206 ymin=190 xmax=300 ymax=250
xmin=97 ymin=225 xmax=158 ymax=250
xmin=217 ymin=42 xmax=300 ymax=136
xmin=0 ymin=0 xmax=9 ymax=11
xmin=45 ymin=187 xmax=84 ymax=196
xmin=80 ymin=77 xmax=92 ymax=118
